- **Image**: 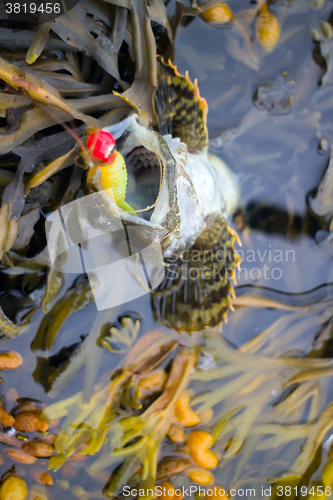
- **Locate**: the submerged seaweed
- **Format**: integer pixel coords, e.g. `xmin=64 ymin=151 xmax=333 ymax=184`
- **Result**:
xmin=40 ymin=304 xmax=333 ymax=498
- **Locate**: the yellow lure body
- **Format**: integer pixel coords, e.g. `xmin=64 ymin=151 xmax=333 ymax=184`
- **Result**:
xmin=98 ymin=151 xmax=136 ymax=215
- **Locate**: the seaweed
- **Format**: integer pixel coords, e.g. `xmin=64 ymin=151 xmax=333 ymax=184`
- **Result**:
xmin=113 ymin=0 xmax=158 ymax=126
xmin=36 ymin=303 xmax=333 ymax=497
xmin=43 ymin=331 xmax=182 ymax=480
xmin=0 ymin=0 xmax=179 ymax=337
xmin=0 ymin=57 xmax=99 ymax=128
xmin=97 ymin=314 xmax=141 ymax=353
xmin=31 ymin=274 xmax=94 ymax=351
xmin=45 ymin=314 xmax=143 ymax=400
xmin=0 ymin=306 xmax=28 ymax=337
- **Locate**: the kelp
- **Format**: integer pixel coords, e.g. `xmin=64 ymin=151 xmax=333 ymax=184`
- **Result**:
xmin=31 ymin=274 xmax=94 ymax=351
xmin=25 ymin=145 xmax=78 ymax=191
xmin=25 ymin=23 xmax=51 ymax=65
xmin=187 ymin=309 xmax=333 ymax=488
xmin=32 ymin=336 xmax=86 ymax=393
xmin=42 ymin=268 xmax=65 ymax=313
xmin=0 ymin=122 xmax=81 ymax=333
xmin=101 ymin=348 xmax=196 ymax=497
xmin=37 ymin=302 xmax=333 ymax=497
xmin=0 ymin=57 xmax=100 ymax=127
xmin=0 ymin=306 xmax=28 ymax=337
xmin=44 ymin=348 xmax=194 ymax=498
xmin=113 ymin=0 xmax=158 ymax=126
xmin=45 ymin=314 xmax=143 ymax=400
xmin=50 ymin=0 xmax=122 ymax=83
xmin=33 ymin=315 xmax=139 ymax=395
xmin=0 ymin=129 xmax=78 ymax=261
xmin=0 ymin=0 xmax=179 ymax=336
xmin=43 ymin=333 xmax=182 ymax=478
xmin=0 ymin=0 xmax=174 ymax=146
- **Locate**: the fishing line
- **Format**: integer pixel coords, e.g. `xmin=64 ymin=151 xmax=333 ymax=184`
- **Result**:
xmin=34 ymin=101 xmax=87 ymax=154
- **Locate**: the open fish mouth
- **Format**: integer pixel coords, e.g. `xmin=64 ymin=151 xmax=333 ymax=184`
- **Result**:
xmin=125 ymin=146 xmax=161 ymax=221
xmin=86 ymin=59 xmax=241 ymax=331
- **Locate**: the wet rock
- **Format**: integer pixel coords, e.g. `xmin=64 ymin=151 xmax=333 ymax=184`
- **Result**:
xmin=39 ymin=472 xmax=53 ymax=486
xmin=0 ymin=352 xmax=22 ymax=370
xmin=6 ymin=449 xmax=37 ymax=464
xmin=0 ymin=407 xmax=15 ymax=428
xmin=22 ymin=439 xmax=53 ymax=458
xmin=14 ymin=412 xmax=48 ymax=433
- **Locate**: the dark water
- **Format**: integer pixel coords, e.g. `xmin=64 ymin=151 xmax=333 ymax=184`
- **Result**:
xmin=2 ymin=1 xmax=333 ymax=499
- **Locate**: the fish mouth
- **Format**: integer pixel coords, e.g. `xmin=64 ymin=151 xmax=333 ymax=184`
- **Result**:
xmin=125 ymin=146 xmax=161 ymax=221
xmin=85 ymin=113 xmax=184 ymax=259
xmin=101 ymin=114 xmax=187 ymax=251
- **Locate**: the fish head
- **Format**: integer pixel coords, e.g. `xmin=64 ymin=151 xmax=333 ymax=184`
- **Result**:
xmin=87 ymin=60 xmax=239 ymax=256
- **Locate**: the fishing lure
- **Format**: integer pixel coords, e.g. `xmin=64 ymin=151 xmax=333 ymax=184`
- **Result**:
xmin=86 ymin=129 xmax=136 ymax=214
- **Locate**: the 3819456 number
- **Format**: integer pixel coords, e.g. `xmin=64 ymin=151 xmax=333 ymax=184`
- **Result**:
xmin=5 ymin=2 xmax=60 ymax=13
xmin=276 ymin=486 xmax=332 ymax=496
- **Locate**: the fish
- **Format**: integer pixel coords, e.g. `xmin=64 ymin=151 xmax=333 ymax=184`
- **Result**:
xmin=85 ymin=58 xmax=241 ymax=332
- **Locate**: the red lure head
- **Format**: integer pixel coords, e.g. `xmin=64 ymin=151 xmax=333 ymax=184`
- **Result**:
xmin=87 ymin=129 xmax=116 ymax=163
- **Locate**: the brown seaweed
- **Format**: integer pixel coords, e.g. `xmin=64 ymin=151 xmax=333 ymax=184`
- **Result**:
xmin=40 ymin=306 xmax=333 ymax=497
xmin=31 ymin=274 xmax=94 ymax=351
xmin=44 ymin=337 xmax=193 ymax=498
xmin=0 ymin=0 xmax=179 ymax=338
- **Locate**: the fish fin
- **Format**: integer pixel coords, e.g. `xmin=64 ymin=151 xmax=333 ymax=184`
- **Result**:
xmin=155 ymin=56 xmax=208 ymax=153
xmin=152 ymin=215 xmax=241 ymax=332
